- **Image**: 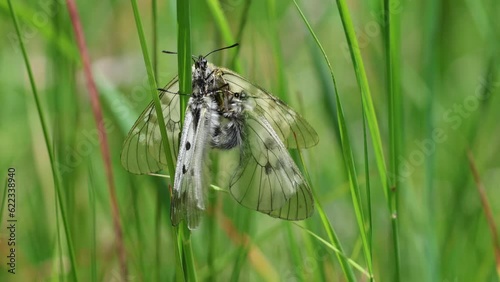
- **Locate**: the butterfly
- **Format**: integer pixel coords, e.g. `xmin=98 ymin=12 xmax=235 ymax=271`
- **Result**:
xmin=121 ymin=45 xmax=319 ymax=229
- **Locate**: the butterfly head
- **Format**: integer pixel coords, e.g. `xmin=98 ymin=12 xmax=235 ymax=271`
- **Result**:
xmin=194 ymin=55 xmax=208 ymax=72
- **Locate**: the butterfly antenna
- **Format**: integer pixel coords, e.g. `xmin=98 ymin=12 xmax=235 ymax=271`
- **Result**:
xmin=157 ymin=88 xmax=191 ymax=96
xmin=204 ymin=43 xmax=239 ymax=58
xmin=162 ymin=50 xmax=177 ymax=55
xmin=163 ymin=50 xmax=197 ymax=64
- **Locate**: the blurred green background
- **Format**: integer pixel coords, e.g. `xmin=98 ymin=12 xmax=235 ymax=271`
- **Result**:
xmin=0 ymin=0 xmax=499 ymax=281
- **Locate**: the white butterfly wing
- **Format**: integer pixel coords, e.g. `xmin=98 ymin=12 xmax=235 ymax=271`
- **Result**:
xmin=121 ymin=78 xmax=181 ymax=174
xmin=229 ymin=111 xmax=314 ymax=220
xmin=171 ymin=99 xmax=214 ymax=229
xmin=220 ymin=69 xmax=319 ymax=149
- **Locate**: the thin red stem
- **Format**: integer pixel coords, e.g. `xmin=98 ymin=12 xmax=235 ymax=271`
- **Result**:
xmin=65 ymin=0 xmax=128 ymax=279
xmin=467 ymin=150 xmax=500 ymax=275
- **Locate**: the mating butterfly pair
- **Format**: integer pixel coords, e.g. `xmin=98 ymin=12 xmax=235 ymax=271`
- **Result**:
xmin=121 ymin=45 xmax=318 ymax=229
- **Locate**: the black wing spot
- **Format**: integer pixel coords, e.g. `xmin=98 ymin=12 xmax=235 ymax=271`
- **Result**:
xmin=265 ymin=161 xmax=273 ymax=175
xmin=264 ymin=138 xmax=276 ymax=149
xmin=182 ymin=165 xmax=187 ymax=174
xmin=275 ymin=159 xmax=282 ymax=170
xmin=185 ymin=142 xmax=191 ymax=151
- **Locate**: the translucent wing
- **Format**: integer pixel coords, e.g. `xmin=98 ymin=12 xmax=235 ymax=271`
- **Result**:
xmin=171 ymin=99 xmax=214 ymax=229
xmin=220 ymin=68 xmax=319 ymax=149
xmin=121 ymin=78 xmax=182 ymax=174
xmin=229 ymin=111 xmax=314 ymax=220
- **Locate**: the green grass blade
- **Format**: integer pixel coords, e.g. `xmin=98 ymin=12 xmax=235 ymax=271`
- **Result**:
xmin=55 ymin=191 xmax=64 ymax=282
xmin=229 ymin=235 xmax=252 ymax=282
xmin=231 ymin=0 xmax=252 ymax=68
xmin=294 ymin=223 xmax=371 ymax=278
xmin=334 ymin=0 xmax=389 ymax=198
xmin=130 ymin=179 xmax=148 ymax=280
xmin=206 ymin=0 xmax=242 ymax=72
xmin=0 ymin=178 xmax=8 ymax=224
xmin=334 ymin=0 xmax=406 ymax=277
xmin=152 ymin=0 xmax=158 ymax=78
xmin=285 ymin=224 xmax=305 ymax=281
xmin=267 ymin=0 xmax=288 ymax=99
xmin=177 ymin=1 xmax=198 ymax=281
xmin=181 ymin=228 xmax=197 ymax=281
xmin=421 ymin=1 xmax=441 ymax=280
xmin=362 ymin=108 xmax=373 ymax=281
xmin=129 ymin=0 xmax=184 ymax=280
xmin=6 ymin=0 xmax=78 ymax=280
xmin=0 ymin=1 xmax=79 ymax=59
xmin=206 ymin=190 xmax=217 ymax=281
xmin=302 ymin=222 xmax=326 ymax=281
xmin=293 ymin=0 xmax=373 ymax=278
xmin=205 ymin=0 xmax=235 ymax=44
xmin=173 ymin=227 xmax=185 ymax=282
xmin=177 ymin=0 xmax=192 ymax=121
xmin=151 ymin=1 xmax=162 ymax=280
xmin=296 ymin=151 xmax=355 ymax=281
xmin=130 ymin=0 xmax=176 ymax=178
xmin=384 ymin=0 xmax=402 ymax=279
xmin=88 ymin=164 xmax=98 ymax=282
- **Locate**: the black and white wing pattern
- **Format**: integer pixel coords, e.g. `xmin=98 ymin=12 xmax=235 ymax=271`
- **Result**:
xmin=171 ymin=97 xmax=217 ymax=230
xmin=121 ymin=78 xmax=182 ymax=174
xmin=228 ymin=109 xmax=314 ymax=220
xmin=218 ymin=69 xmax=317 ymax=220
xmin=220 ymin=68 xmax=319 ymax=149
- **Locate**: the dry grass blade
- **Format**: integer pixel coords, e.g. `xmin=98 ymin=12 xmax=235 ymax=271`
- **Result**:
xmin=467 ymin=149 xmax=500 ymax=277
xmin=218 ymin=213 xmax=279 ymax=282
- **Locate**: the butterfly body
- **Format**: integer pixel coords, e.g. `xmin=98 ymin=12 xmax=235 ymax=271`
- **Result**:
xmin=121 ymin=54 xmax=319 ymax=229
xmin=171 ymin=61 xmax=221 ymax=229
